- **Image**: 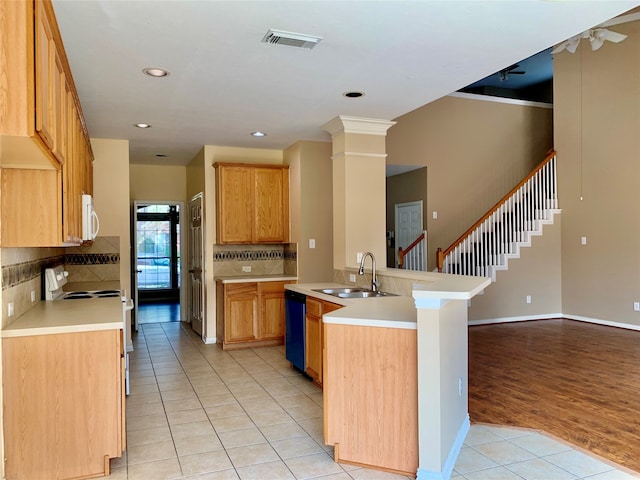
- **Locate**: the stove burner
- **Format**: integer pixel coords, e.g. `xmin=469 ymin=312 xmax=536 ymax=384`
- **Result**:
xmin=61 ymin=289 xmax=122 ymax=300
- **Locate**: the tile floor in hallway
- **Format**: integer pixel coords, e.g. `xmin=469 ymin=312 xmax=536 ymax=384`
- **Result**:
xmin=108 ymin=322 xmax=640 ymax=480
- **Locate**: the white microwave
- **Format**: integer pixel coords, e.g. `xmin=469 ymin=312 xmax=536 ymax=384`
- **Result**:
xmin=82 ymin=194 xmax=100 ymax=241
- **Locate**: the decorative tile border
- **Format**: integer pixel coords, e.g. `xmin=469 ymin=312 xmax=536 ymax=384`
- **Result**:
xmin=214 ymin=249 xmax=296 ymax=262
xmin=65 ymin=253 xmax=120 ymax=265
xmin=2 ymin=255 xmax=65 ymax=291
xmin=1 ymin=253 xmax=120 ymax=290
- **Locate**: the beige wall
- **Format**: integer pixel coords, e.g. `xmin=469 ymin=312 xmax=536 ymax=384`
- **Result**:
xmin=285 ymin=140 xmax=333 ymax=283
xmin=187 ymin=147 xmax=206 ymax=201
xmin=555 ymin=20 xmax=640 ymax=328
xmin=468 ymin=215 xmax=562 ymax=322
xmin=387 ymin=94 xmax=553 ymax=271
xmin=130 ymin=164 xmax=186 ymax=202
xmin=91 ymin=138 xmax=132 ymax=333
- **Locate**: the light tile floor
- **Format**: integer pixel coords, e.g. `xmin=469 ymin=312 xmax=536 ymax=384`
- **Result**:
xmin=107 ymin=322 xmax=640 ymax=480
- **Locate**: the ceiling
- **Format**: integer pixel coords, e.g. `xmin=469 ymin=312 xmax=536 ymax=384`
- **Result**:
xmin=51 ymin=1 xmax=640 ymax=166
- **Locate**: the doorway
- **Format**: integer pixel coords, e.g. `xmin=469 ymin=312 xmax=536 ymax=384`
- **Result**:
xmin=394 ymin=200 xmax=423 ymax=267
xmin=133 ymin=202 xmax=184 ymax=326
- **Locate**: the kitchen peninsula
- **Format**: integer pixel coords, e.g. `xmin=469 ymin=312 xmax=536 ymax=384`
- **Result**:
xmin=288 ymin=269 xmax=490 ymax=480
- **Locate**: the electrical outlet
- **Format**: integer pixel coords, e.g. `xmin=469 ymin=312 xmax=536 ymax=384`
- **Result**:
xmin=458 ymin=377 xmax=463 ymax=397
xmin=349 ymin=274 xmax=356 ymax=283
xmin=8 ymin=302 xmax=14 ymax=317
xmin=634 ymin=302 xmax=640 ymax=312
xmin=309 ymin=238 xmax=316 ymax=249
xmin=356 ymin=252 xmax=363 ymax=263
xmin=242 ymin=265 xmax=251 ymax=273
xmin=31 ymin=290 xmax=36 ymax=302
xmin=526 ymin=295 xmax=532 ymax=304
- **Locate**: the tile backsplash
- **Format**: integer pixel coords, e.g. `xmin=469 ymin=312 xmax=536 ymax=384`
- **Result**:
xmin=212 ymin=243 xmax=297 ymax=278
xmin=1 ymin=237 xmax=120 ymax=327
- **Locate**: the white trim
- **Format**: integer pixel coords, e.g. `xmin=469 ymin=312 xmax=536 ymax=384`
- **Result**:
xmin=330 ymin=152 xmax=388 ymax=161
xmin=203 ymin=336 xmax=217 ymax=345
xmin=469 ymin=313 xmax=640 ymax=332
xmin=417 ymin=415 xmax=470 ymax=480
xmin=322 ymin=115 xmax=396 ymax=136
xmin=468 ymin=314 xmax=563 ymax=326
xmin=563 ymin=314 xmax=640 ymax=332
xmin=448 ymin=91 xmax=553 ymax=109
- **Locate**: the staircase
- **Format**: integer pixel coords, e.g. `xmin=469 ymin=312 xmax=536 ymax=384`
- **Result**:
xmin=436 ymin=151 xmax=559 ymax=281
xmin=397 ymin=230 xmax=427 ymax=271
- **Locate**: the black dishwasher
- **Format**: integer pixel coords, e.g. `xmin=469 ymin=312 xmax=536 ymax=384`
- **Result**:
xmin=285 ymin=289 xmax=306 ymax=373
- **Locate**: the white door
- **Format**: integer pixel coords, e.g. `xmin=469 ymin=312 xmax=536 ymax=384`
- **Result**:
xmin=189 ymin=194 xmax=205 ymax=337
xmin=395 ymin=201 xmax=423 ymax=267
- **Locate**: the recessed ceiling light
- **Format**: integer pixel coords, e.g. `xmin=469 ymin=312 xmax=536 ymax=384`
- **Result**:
xmin=143 ymin=67 xmax=170 ymax=77
xmin=134 ymin=123 xmax=151 ymax=128
xmin=343 ymin=91 xmax=365 ymax=98
xmin=251 ymin=131 xmax=267 ymax=137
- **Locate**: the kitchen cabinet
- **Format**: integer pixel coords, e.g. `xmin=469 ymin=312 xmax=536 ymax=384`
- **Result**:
xmin=0 ymin=0 xmax=93 ymax=247
xmin=215 ymin=163 xmax=289 ymax=244
xmin=324 ymin=322 xmax=418 ymax=475
xmin=305 ymin=297 xmax=342 ymax=388
xmin=216 ymin=280 xmax=291 ymax=350
xmin=2 ymin=328 xmax=126 ymax=480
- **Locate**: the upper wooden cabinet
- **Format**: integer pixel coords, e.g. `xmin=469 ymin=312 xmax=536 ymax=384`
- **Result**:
xmin=215 ymin=163 xmax=289 ymax=244
xmin=0 ymin=0 xmax=93 ymax=247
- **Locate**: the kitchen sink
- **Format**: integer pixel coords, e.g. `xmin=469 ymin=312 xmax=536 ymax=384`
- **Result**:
xmin=312 ymin=288 xmax=397 ymax=299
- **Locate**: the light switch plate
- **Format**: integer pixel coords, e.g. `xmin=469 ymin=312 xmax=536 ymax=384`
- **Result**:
xmin=433 ymin=211 xmax=438 ymax=219
xmin=581 ymin=236 xmax=587 ymax=245
xmin=309 ymin=238 xmax=316 ymax=249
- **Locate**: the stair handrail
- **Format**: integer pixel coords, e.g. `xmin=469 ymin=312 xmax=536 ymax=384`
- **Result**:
xmin=397 ymin=230 xmax=426 ymax=269
xmin=436 ymin=149 xmax=557 ymax=272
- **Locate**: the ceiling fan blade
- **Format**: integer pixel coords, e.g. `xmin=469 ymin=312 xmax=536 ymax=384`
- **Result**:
xmin=602 ymin=29 xmax=628 ymax=43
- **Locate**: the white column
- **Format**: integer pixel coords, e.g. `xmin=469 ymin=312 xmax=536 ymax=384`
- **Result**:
xmin=412 ymin=276 xmax=489 ymax=480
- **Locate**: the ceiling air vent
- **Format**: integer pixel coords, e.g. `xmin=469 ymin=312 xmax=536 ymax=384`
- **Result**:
xmin=261 ymin=29 xmax=322 ymax=49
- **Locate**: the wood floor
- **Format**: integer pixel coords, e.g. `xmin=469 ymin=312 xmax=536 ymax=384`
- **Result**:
xmin=468 ymin=319 xmax=640 ymax=473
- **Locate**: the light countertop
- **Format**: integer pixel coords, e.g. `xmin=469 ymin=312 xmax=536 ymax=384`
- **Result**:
xmin=1 ymin=297 xmax=123 ymax=338
xmin=286 ymin=283 xmax=417 ymax=330
xmin=216 ymin=275 xmax=298 ymax=284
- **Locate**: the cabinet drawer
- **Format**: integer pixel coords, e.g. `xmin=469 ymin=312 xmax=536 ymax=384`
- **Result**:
xmin=306 ymin=298 xmax=322 ymax=317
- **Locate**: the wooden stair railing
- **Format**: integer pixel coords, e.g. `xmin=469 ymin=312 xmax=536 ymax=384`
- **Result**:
xmin=437 ymin=150 xmax=557 ymax=274
xmin=398 ymin=230 xmax=427 ymax=271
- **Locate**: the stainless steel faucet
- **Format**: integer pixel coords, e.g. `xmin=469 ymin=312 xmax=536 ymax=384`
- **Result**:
xmin=358 ymin=252 xmax=379 ymax=292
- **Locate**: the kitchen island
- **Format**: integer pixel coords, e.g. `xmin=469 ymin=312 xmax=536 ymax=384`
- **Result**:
xmin=1 ymin=297 xmax=126 ymax=480
xmin=288 ymin=270 xmax=490 ymax=480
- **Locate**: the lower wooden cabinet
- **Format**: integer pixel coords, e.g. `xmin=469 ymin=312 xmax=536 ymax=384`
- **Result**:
xmin=305 ymin=297 xmax=342 ymax=388
xmin=216 ymin=280 xmax=291 ymax=350
xmin=323 ymin=322 xmax=418 ymax=475
xmin=2 ymin=328 xmax=125 ymax=480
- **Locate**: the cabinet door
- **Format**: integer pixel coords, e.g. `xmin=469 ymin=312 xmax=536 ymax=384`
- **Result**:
xmin=254 ymin=167 xmax=289 ymax=243
xmin=51 ymin=48 xmax=66 ymax=164
xmin=1 ymin=168 xmax=61 ymax=246
xmin=34 ymin=0 xmax=56 ymax=154
xmin=259 ymin=282 xmax=286 ymax=340
xmin=225 ymin=283 xmax=258 ymax=343
xmin=216 ymin=165 xmax=253 ymax=243
xmin=2 ymin=330 xmax=122 ymax=479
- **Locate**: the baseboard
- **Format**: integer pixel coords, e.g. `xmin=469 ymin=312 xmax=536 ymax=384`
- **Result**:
xmin=469 ymin=313 xmax=640 ymax=331
xmin=203 ymin=336 xmax=217 ymax=344
xmin=469 ymin=314 xmax=562 ymax=326
xmin=417 ymin=415 xmax=470 ymax=480
xmin=563 ymin=314 xmax=640 ymax=332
